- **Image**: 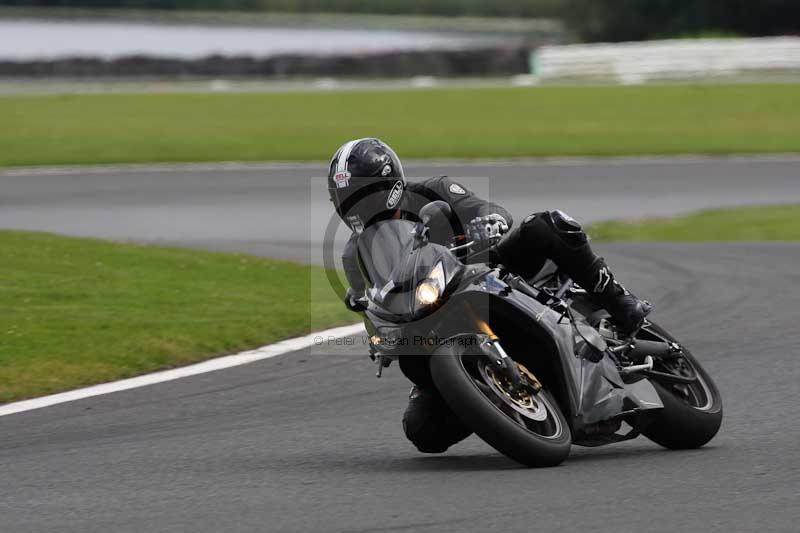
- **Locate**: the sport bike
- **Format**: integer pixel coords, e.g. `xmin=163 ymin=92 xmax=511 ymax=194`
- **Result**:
xmin=349 ymin=201 xmax=722 ymax=467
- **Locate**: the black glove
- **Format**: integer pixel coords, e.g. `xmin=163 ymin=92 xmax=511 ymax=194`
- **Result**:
xmin=466 ymin=214 xmax=509 ymax=250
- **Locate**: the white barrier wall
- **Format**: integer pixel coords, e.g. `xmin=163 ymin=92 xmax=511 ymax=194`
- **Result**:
xmin=533 ymin=37 xmax=800 ymax=84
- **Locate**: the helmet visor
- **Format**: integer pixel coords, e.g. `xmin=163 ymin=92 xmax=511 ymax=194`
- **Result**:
xmin=330 ymin=176 xmax=404 ymax=233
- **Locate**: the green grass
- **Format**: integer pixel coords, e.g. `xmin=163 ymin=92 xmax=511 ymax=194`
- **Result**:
xmin=0 ymin=231 xmax=354 ymax=403
xmin=2 ymin=84 xmax=799 ymax=167
xmin=589 ymin=205 xmax=800 ymax=242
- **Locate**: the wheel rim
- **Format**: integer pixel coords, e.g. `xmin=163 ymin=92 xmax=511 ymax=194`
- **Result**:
xmin=460 ymin=353 xmax=563 ymax=439
xmin=640 ymin=326 xmax=714 ymax=411
xmin=661 ymin=356 xmax=714 ymax=411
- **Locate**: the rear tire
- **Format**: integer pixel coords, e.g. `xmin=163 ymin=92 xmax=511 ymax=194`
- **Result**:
xmin=430 ymin=349 xmax=571 ymax=467
xmin=640 ymin=323 xmax=723 ymax=449
xmin=644 ymin=380 xmax=722 ymax=449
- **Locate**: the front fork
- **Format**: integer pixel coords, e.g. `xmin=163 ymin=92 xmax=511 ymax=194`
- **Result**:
xmin=368 ymin=303 xmax=544 ymax=393
xmin=466 ymin=304 xmax=541 ymax=397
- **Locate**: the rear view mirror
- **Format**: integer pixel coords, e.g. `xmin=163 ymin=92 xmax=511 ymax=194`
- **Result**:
xmin=419 ymin=201 xmax=453 ymax=227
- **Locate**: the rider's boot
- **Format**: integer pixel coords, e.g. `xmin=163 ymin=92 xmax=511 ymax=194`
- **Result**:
xmin=588 ymin=259 xmax=651 ymax=334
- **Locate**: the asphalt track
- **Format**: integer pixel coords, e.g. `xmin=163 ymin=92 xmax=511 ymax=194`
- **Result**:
xmin=1 ymin=158 xmax=799 ymax=532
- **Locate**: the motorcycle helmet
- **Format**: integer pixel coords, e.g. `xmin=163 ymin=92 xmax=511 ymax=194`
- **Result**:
xmin=328 ymin=138 xmax=405 ymax=233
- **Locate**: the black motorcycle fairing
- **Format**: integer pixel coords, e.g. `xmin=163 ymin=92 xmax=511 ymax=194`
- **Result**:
xmin=439 ymin=270 xmax=663 ymax=436
xmin=356 ymin=216 xmax=662 ymax=441
xmin=356 ymin=219 xmax=463 ymax=322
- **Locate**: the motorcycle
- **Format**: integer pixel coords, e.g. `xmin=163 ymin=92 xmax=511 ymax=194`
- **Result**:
xmin=349 ymin=201 xmax=723 ymax=467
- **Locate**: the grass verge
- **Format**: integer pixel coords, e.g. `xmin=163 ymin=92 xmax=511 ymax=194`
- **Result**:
xmin=0 ymin=231 xmax=354 ymax=403
xmin=588 ymin=205 xmax=800 ymax=242
xmin=2 ymin=84 xmax=799 ymax=167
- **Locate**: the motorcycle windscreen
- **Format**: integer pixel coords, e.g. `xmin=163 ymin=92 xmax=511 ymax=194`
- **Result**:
xmin=357 ymin=219 xmax=417 ymax=289
xmin=356 ymin=219 xmax=453 ymax=319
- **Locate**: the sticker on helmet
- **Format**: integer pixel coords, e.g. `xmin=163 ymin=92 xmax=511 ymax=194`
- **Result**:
xmin=449 ymin=183 xmax=467 ymax=195
xmin=333 ymin=171 xmax=351 ymax=188
xmin=381 ymin=164 xmax=393 ymax=176
xmin=386 ymin=180 xmax=404 ymax=209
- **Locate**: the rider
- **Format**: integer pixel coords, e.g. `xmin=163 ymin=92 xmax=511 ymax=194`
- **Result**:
xmin=328 ymin=137 xmax=651 ymax=453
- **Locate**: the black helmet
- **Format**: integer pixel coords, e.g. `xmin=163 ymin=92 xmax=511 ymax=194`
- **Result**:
xmin=328 ymin=138 xmax=405 ymax=233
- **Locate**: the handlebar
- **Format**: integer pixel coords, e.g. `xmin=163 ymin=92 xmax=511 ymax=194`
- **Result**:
xmin=446 ymin=234 xmax=475 ymax=252
xmin=445 ymin=233 xmax=503 ymax=263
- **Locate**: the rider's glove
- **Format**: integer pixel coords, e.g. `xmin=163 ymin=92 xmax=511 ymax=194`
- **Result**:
xmin=466 ymin=214 xmax=509 ymax=250
xmin=344 ymin=287 xmax=367 ymax=312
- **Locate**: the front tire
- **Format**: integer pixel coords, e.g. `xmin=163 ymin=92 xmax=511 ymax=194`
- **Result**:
xmin=429 ymin=349 xmax=571 ymax=467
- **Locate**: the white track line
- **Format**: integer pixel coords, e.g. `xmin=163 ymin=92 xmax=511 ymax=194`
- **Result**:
xmin=0 ymin=323 xmax=366 ymax=418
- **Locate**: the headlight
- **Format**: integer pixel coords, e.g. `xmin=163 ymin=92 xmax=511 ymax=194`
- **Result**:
xmin=415 ymin=261 xmax=445 ymax=307
xmin=416 ymin=281 xmax=441 ymax=306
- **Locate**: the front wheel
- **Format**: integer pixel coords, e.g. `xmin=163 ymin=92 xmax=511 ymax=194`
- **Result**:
xmin=429 ymin=348 xmax=571 ymax=467
xmin=639 ymin=322 xmax=723 ymax=449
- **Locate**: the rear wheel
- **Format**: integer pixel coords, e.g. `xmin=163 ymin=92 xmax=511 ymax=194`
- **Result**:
xmin=639 ymin=322 xmax=723 ymax=449
xmin=430 ymin=349 xmax=571 ymax=467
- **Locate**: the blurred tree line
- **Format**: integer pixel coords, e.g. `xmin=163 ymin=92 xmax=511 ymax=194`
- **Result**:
xmin=564 ymin=0 xmax=800 ymax=41
xmin=3 ymin=0 xmax=799 ymax=42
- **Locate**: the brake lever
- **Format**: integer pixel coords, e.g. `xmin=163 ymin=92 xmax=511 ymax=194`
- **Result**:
xmin=448 ymin=240 xmax=475 ymax=252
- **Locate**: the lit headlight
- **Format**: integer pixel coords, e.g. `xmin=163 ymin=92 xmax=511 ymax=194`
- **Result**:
xmin=416 ymin=281 xmax=441 ymax=306
xmin=415 ymin=261 xmax=445 ymax=307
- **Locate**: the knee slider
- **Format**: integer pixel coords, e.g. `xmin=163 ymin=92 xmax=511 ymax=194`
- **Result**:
xmin=547 ymin=210 xmax=588 ymax=247
xmin=402 ymin=390 xmax=471 ymax=453
xmin=518 ymin=210 xmax=587 ymax=248
xmin=402 ymin=417 xmax=452 ymax=453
